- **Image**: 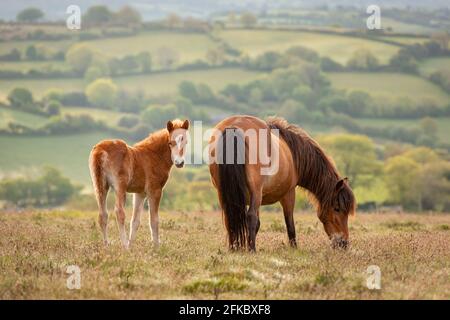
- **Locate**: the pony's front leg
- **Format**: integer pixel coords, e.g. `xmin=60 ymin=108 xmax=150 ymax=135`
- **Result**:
xmin=247 ymin=190 xmax=262 ymax=252
xmin=148 ymin=189 xmax=162 ymax=247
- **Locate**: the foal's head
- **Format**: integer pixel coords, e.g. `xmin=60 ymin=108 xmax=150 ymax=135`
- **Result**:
xmin=320 ymin=178 xmax=356 ymax=249
xmin=167 ymin=119 xmax=190 ymax=168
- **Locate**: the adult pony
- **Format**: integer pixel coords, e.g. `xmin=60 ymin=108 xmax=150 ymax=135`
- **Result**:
xmin=208 ymin=115 xmax=355 ymax=251
xmin=89 ymin=119 xmax=190 ymax=249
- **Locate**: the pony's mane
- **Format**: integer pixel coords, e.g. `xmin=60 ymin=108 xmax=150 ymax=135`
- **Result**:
xmin=133 ymin=119 xmax=185 ymax=152
xmin=266 ymin=117 xmax=355 ymax=217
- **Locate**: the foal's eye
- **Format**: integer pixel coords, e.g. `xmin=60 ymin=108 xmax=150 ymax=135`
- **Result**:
xmin=334 ymin=207 xmax=340 ymax=213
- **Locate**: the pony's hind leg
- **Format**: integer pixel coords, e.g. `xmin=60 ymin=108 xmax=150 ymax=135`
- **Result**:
xmin=247 ymin=189 xmax=262 ymax=252
xmin=114 ymin=185 xmax=129 ymax=249
xmin=280 ymin=188 xmax=297 ymax=247
xmin=129 ymin=192 xmax=146 ymax=247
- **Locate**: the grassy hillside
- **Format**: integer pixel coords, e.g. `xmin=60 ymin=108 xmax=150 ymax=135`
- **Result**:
xmin=327 ymin=72 xmax=450 ymax=106
xmin=0 ymin=106 xmax=48 ymax=129
xmin=0 ymin=68 xmax=265 ymax=99
xmin=0 ymin=210 xmax=449 ymax=299
xmin=0 ymin=60 xmax=68 ymax=72
xmin=218 ymin=30 xmax=400 ymax=64
xmin=419 ymin=57 xmax=450 ymax=76
xmin=356 ymin=117 xmax=450 ymax=143
xmin=0 ymin=132 xmax=119 ymax=185
xmin=81 ymin=31 xmax=219 ymax=65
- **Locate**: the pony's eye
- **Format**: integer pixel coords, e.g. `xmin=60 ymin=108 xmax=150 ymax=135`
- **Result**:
xmin=334 ymin=207 xmax=340 ymax=213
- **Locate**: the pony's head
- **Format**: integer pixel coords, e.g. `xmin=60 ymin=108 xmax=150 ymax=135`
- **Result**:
xmin=320 ymin=178 xmax=356 ymax=249
xmin=167 ymin=119 xmax=190 ymax=168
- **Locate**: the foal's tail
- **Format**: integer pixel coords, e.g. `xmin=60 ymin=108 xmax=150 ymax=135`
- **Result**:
xmin=88 ymin=147 xmax=108 ymax=210
xmin=217 ymin=128 xmax=248 ymax=250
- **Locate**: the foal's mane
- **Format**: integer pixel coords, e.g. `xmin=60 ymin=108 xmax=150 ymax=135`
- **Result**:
xmin=266 ymin=117 xmax=355 ymax=217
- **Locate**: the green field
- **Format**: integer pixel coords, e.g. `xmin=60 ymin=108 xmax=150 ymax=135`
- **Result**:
xmin=0 ymin=132 xmax=119 ymax=185
xmin=327 ymin=72 xmax=450 ymax=106
xmin=0 ymin=107 xmax=48 ymax=129
xmin=0 ymin=60 xmax=68 ymax=72
xmin=62 ymin=106 xmax=128 ymax=126
xmin=380 ymin=17 xmax=437 ymax=35
xmin=419 ymin=57 xmax=450 ymax=76
xmin=81 ymin=31 xmax=219 ymax=64
xmin=356 ymin=117 xmax=450 ymax=143
xmin=379 ymin=36 xmax=429 ymax=45
xmin=218 ymin=30 xmax=401 ymax=64
xmin=0 ymin=68 xmax=265 ymax=99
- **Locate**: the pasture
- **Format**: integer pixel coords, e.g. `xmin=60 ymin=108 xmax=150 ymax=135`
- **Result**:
xmin=327 ymin=72 xmax=450 ymax=106
xmin=356 ymin=117 xmax=450 ymax=143
xmin=0 ymin=210 xmax=448 ymax=299
xmin=419 ymin=57 xmax=450 ymax=76
xmin=80 ymin=31 xmax=219 ymax=64
xmin=0 ymin=106 xmax=48 ymax=129
xmin=0 ymin=68 xmax=265 ymax=99
xmin=217 ymin=30 xmax=401 ymax=64
xmin=0 ymin=132 xmax=116 ymax=185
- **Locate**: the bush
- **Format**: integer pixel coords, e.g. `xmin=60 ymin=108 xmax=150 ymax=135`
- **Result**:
xmin=118 ymin=115 xmax=139 ymax=128
xmin=8 ymin=88 xmax=33 ymax=108
xmin=85 ymin=78 xmax=118 ymax=108
xmin=45 ymin=100 xmax=61 ymax=116
xmin=0 ymin=167 xmax=79 ymax=207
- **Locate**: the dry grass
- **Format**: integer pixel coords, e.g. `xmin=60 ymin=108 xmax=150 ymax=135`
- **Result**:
xmin=0 ymin=210 xmax=449 ymax=299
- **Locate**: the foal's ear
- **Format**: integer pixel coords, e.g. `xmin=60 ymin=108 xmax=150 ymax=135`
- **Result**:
xmin=335 ymin=177 xmax=348 ymax=191
xmin=182 ymin=119 xmax=190 ymax=130
xmin=167 ymin=120 xmax=174 ymax=132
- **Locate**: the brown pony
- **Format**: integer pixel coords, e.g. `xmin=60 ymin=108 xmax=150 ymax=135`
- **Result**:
xmin=208 ymin=115 xmax=355 ymax=251
xmin=89 ymin=119 xmax=190 ymax=249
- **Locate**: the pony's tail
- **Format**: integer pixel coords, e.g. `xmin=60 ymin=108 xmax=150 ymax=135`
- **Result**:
xmin=218 ymin=128 xmax=248 ymax=250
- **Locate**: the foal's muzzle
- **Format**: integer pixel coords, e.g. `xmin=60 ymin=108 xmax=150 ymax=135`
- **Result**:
xmin=175 ymin=160 xmax=185 ymax=168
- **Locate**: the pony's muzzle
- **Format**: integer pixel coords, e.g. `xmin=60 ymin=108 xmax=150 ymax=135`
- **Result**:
xmin=331 ymin=235 xmax=348 ymax=250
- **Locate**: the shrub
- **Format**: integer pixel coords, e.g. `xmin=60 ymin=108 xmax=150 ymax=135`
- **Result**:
xmin=85 ymin=78 xmax=118 ymax=108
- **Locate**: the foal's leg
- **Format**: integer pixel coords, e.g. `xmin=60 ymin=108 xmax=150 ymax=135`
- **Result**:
xmin=128 ymin=192 xmax=146 ymax=247
xmin=114 ymin=186 xmax=129 ymax=249
xmin=280 ymin=188 xmax=297 ymax=247
xmin=96 ymin=184 xmax=110 ymax=245
xmin=148 ymin=189 xmax=162 ymax=247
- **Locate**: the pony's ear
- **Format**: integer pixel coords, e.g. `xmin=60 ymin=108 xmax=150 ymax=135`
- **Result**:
xmin=182 ymin=119 xmax=190 ymax=130
xmin=167 ymin=120 xmax=174 ymax=132
xmin=335 ymin=178 xmax=347 ymax=192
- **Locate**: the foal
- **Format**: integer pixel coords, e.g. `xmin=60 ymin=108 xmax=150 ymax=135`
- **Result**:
xmin=89 ymin=119 xmax=189 ymax=248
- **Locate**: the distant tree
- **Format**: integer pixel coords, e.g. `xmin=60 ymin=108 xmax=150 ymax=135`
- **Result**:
xmin=85 ymin=78 xmax=118 ymax=109
xmin=45 ymin=100 xmax=61 ymax=116
xmin=115 ymin=5 xmax=142 ymax=26
xmin=66 ymin=44 xmax=94 ymax=74
xmin=166 ymin=13 xmax=182 ymax=28
xmin=384 ymin=156 xmax=421 ymax=209
xmin=206 ymin=48 xmax=225 ymax=65
xmin=0 ymin=48 xmax=21 ymax=61
xmin=84 ymin=5 xmax=113 ymax=25
xmin=17 ymin=7 xmax=44 ymax=22
xmin=84 ymin=66 xmax=104 ymax=82
xmin=142 ymin=104 xmax=177 ymax=129
xmin=320 ymin=57 xmax=343 ymax=71
xmin=8 ymin=88 xmax=33 ymax=108
xmin=285 ymin=46 xmax=319 ymax=63
xmin=25 ymin=45 xmax=38 ymax=60
xmin=156 ymin=47 xmax=179 ymax=69
xmin=420 ymin=117 xmax=438 ymax=138
xmin=118 ymin=115 xmax=140 ymax=128
xmin=136 ymin=52 xmax=152 ymax=72
xmin=347 ymin=49 xmax=379 ymax=71
xmin=240 ymin=12 xmax=257 ymax=28
xmin=178 ymin=81 xmax=198 ymax=102
xmin=319 ymin=134 xmax=381 ymax=187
